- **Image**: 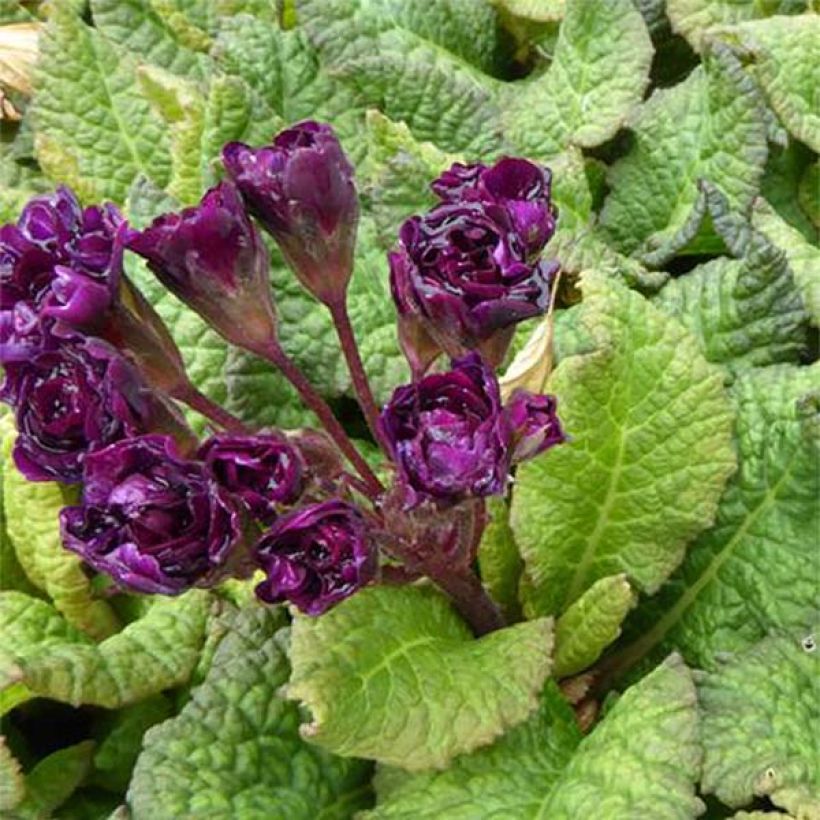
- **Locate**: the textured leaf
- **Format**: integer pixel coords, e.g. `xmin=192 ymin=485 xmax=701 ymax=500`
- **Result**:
xmin=700 ymin=625 xmax=819 ymax=816
xmin=760 ymin=138 xmax=817 ymax=242
xmin=0 ymin=736 xmax=24 ymax=813
xmin=609 ymin=363 xmax=819 ymax=676
xmin=553 ymin=574 xmax=636 ymax=678
xmin=505 ymin=0 xmax=653 ymax=159
xmin=478 ymin=498 xmax=523 ymax=622
xmin=128 ymin=605 xmax=373 ymax=819
xmin=287 ymin=584 xmax=554 ymax=771
xmin=1 ymin=591 xmax=209 ymax=710
xmin=31 ymin=6 xmax=171 ymax=202
xmin=653 ymin=184 xmax=809 ymax=369
xmin=752 ymin=197 xmax=820 ymax=327
xmin=1 ymin=431 xmax=120 ymax=641
xmin=364 ymin=682 xmax=582 ymax=819
xmin=511 ymin=273 xmax=735 ymax=617
xmin=600 ymin=43 xmax=768 ymax=263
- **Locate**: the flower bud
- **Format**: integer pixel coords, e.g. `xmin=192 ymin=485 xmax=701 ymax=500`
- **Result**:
xmin=504 ymin=389 xmax=566 ymax=463
xmin=60 ymin=435 xmax=244 ymax=594
xmin=126 ymin=181 xmax=277 ymax=354
xmin=254 ymin=499 xmax=376 ymax=615
xmin=222 ymin=121 xmax=358 ymax=306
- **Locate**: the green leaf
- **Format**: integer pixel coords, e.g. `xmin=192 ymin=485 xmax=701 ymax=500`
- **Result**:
xmin=553 ymin=574 xmax=636 ymax=678
xmin=511 ymin=273 xmax=735 ymax=617
xmin=752 ymin=197 xmax=820 ymax=328
xmin=364 ymin=682 xmax=582 ymax=819
xmin=286 ymin=584 xmax=554 ymax=771
xmin=128 ymin=605 xmax=373 ymax=819
xmin=505 ymin=0 xmax=654 ymax=159
xmin=0 ymin=736 xmax=24 ymax=814
xmin=15 ymin=740 xmax=95 ymax=819
xmin=653 ymin=183 xmax=809 ymax=369
xmin=599 ymin=43 xmax=768 ymax=264
xmin=667 ymin=0 xmax=809 ymax=51
xmin=31 ymin=6 xmax=171 ymax=203
xmin=759 ymin=138 xmax=817 ymax=242
xmin=700 ymin=625 xmax=819 ymax=816
xmin=478 ymin=498 xmax=524 ymax=622
xmin=720 ymin=15 xmax=820 ymax=152
xmin=608 ymin=363 xmax=819 ymax=675
xmin=1 ymin=431 xmax=120 ymax=641
xmin=1 ymin=591 xmax=209 ymax=710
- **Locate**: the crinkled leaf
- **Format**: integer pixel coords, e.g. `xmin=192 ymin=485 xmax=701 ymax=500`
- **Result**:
xmin=31 ymin=6 xmax=171 ymax=203
xmin=600 ymin=43 xmax=768 ymax=263
xmin=700 ymin=625 xmax=819 ymax=816
xmin=511 ymin=273 xmax=735 ymax=617
xmin=287 ymin=584 xmax=554 ymax=771
xmin=478 ymin=498 xmax=523 ymax=622
xmin=1 ymin=430 xmax=120 ymax=641
xmin=505 ymin=0 xmax=653 ymax=159
xmin=553 ymin=574 xmax=636 ymax=678
xmin=609 ymin=363 xmax=819 ymax=676
xmin=0 ymin=736 xmax=24 ymax=813
xmin=128 ymin=605 xmax=373 ymax=819
xmin=760 ymin=138 xmax=817 ymax=242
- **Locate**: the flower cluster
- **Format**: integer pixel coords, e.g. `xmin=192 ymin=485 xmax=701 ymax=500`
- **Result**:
xmin=1 ymin=119 xmax=564 ymax=627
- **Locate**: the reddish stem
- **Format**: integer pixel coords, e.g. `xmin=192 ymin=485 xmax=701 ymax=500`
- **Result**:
xmin=174 ymin=383 xmax=250 ymax=434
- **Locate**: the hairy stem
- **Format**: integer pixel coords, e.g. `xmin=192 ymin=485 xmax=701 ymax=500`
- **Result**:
xmin=174 ymin=383 xmax=250 ymax=434
xmin=328 ymin=299 xmax=391 ymax=455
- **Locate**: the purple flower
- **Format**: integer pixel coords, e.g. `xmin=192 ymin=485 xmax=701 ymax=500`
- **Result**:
xmin=222 ymin=121 xmax=358 ymax=306
xmin=198 ymin=432 xmax=303 ymax=524
xmin=125 ymin=182 xmax=277 ymax=354
xmin=254 ymin=499 xmax=376 ymax=615
xmin=1 ymin=187 xmax=124 ymax=362
xmin=505 ymin=389 xmax=566 ymax=463
xmin=378 ymin=352 xmax=511 ymax=506
xmin=390 ymin=157 xmax=557 ymax=368
xmin=1 ymin=338 xmax=153 ymax=483
xmin=60 ymin=435 xmax=243 ymax=595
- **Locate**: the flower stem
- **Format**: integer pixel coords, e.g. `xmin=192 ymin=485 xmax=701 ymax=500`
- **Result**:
xmin=257 ymin=339 xmax=384 ymax=496
xmin=328 ymin=299 xmax=391 ymax=455
xmin=174 ymin=383 xmax=250 ymax=434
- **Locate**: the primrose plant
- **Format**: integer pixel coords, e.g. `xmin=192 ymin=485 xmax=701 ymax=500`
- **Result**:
xmin=0 ymin=120 xmax=565 ymax=636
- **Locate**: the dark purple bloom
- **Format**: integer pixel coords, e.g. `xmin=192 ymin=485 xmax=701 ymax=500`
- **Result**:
xmin=222 ymin=121 xmax=358 ymax=305
xmin=505 ymin=389 xmax=566 ymax=463
xmin=60 ymin=435 xmax=243 ymax=595
xmin=198 ymin=432 xmax=303 ymax=523
xmin=1 ymin=187 xmax=124 ymax=362
xmin=125 ymin=181 xmax=277 ymax=354
xmin=378 ymin=352 xmax=512 ymax=506
xmin=1 ymin=338 xmax=153 ymax=483
xmin=390 ymin=157 xmax=557 ymax=368
xmin=254 ymin=499 xmax=376 ymax=615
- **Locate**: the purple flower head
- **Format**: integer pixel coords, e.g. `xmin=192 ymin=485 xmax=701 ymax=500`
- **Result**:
xmin=60 ymin=435 xmax=243 ymax=595
xmin=1 ymin=338 xmax=152 ymax=483
xmin=1 ymin=187 xmax=124 ymax=362
xmin=198 ymin=432 xmax=303 ymax=524
xmin=254 ymin=499 xmax=376 ymax=615
xmin=378 ymin=352 xmax=512 ymax=507
xmin=222 ymin=121 xmax=359 ymax=305
xmin=505 ymin=389 xmax=566 ymax=463
xmin=389 ymin=157 xmax=557 ymax=366
xmin=126 ymin=181 xmax=277 ymax=353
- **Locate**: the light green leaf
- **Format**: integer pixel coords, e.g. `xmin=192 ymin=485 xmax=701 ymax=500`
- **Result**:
xmin=667 ymin=0 xmax=809 ymax=51
xmin=1 ymin=432 xmax=120 ymax=641
xmin=1 ymin=591 xmax=209 ymax=710
xmin=31 ymin=6 xmax=171 ymax=203
xmin=15 ymin=740 xmax=95 ymax=819
xmin=653 ymin=183 xmax=809 ymax=368
xmin=599 ymin=43 xmax=768 ymax=263
xmin=553 ymin=574 xmax=636 ymax=678
xmin=511 ymin=273 xmax=735 ymax=617
xmin=719 ymin=15 xmax=820 ymax=152
xmin=505 ymin=0 xmax=653 ymax=159
xmin=752 ymin=197 xmax=820 ymax=328
xmin=0 ymin=736 xmax=24 ymax=814
xmin=700 ymin=625 xmax=819 ymax=816
xmin=128 ymin=605 xmax=373 ymax=819
xmin=478 ymin=498 xmax=524 ymax=622
xmin=364 ymin=682 xmax=582 ymax=819
xmin=608 ymin=363 xmax=819 ymax=676
xmin=287 ymin=584 xmax=554 ymax=771
xmin=760 ymin=138 xmax=817 ymax=242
